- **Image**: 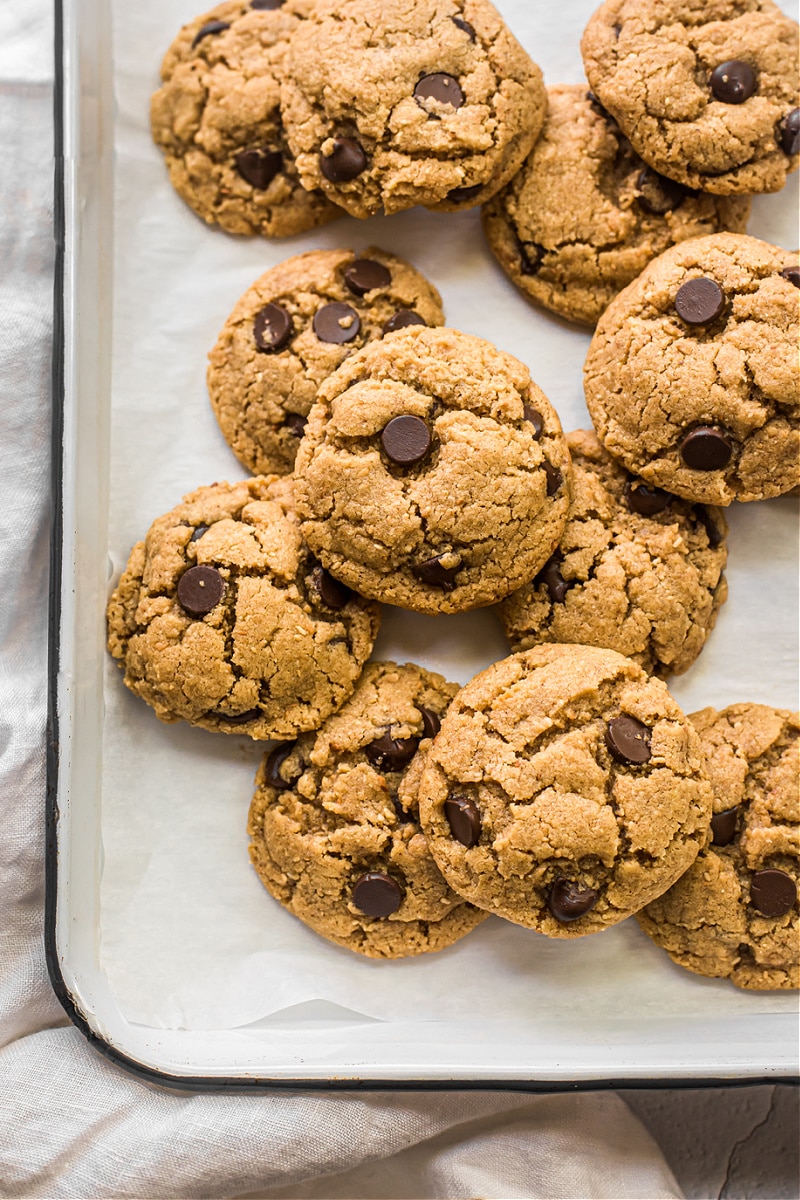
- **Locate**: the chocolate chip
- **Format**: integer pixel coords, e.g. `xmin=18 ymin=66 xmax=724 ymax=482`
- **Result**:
xmin=419 ymin=707 xmax=441 ymax=739
xmin=344 ymin=258 xmax=391 ymax=297
xmin=265 ymin=741 xmax=299 ymax=790
xmin=365 ymin=731 xmax=420 ymax=772
xmin=710 ymin=60 xmax=757 ymax=104
xmin=192 ymin=19 xmax=229 ymax=46
xmin=313 ymin=302 xmax=361 ymax=344
xmin=447 ymin=183 xmax=483 ymax=204
xmin=445 ymin=796 xmax=481 ymax=847
xmin=319 ymin=136 xmax=368 ymax=182
xmin=781 ymin=265 xmax=800 ymax=288
xmin=383 ymin=309 xmax=426 ymax=334
xmin=413 ymin=555 xmax=460 ymax=591
xmin=635 ymin=167 xmax=688 ymax=215
xmin=543 ymin=462 xmax=563 ymax=496
xmin=177 ymin=565 xmax=225 ymax=618
xmin=235 ymin=147 xmax=282 ymax=190
xmin=452 ymin=15 xmax=476 ymax=39
xmin=214 ymin=708 xmax=261 ymax=725
xmin=381 ymin=415 xmax=432 ymax=466
xmin=414 ymin=73 xmax=465 ymax=109
xmin=310 ymin=564 xmax=351 ymax=610
xmin=680 ymin=426 xmax=733 ymax=471
xmin=284 ymin=413 xmax=307 ymax=438
xmin=674 ymin=277 xmax=726 ymax=326
xmin=625 ymin=481 xmax=672 ymax=516
xmin=777 ymin=108 xmax=800 ymax=156
xmin=190 ymin=524 xmax=210 ymax=542
xmin=353 ymin=872 xmax=404 ymax=917
xmin=254 ymin=303 xmax=293 ymax=352
xmin=750 ymin=869 xmax=797 ymax=917
xmin=605 ymin=716 xmax=652 ymax=765
xmin=518 ymin=239 xmax=545 ymax=276
xmin=538 ymin=556 xmax=569 ymax=604
xmin=251 ymin=0 xmax=284 ymax=7
xmin=547 ymin=879 xmax=600 ymax=922
xmin=392 ymin=795 xmax=415 ymax=825
xmin=711 ymin=807 xmax=739 ymax=846
xmin=696 ymin=506 xmax=724 ymax=547
xmin=523 ymin=405 xmax=544 ymax=439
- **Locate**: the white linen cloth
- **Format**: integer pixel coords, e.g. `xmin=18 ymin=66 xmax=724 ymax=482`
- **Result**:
xmin=0 ymin=2 xmax=684 ymax=1195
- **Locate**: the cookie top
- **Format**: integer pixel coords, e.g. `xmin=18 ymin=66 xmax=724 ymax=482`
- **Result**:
xmin=106 ymin=477 xmax=380 ymax=740
xmin=638 ymin=703 xmax=799 ymax=989
xmin=293 ymin=326 xmax=572 ymax=614
xmin=482 ymin=84 xmax=752 ymax=327
xmin=498 ymin=430 xmax=729 ymax=678
xmin=247 ymin=661 xmax=487 ymax=957
xmin=150 ymin=0 xmax=340 ymax=238
xmin=417 ymin=644 xmax=713 ymax=937
xmin=581 ymin=0 xmax=800 ymax=195
xmin=280 ymin=0 xmax=546 ymax=218
xmin=583 ymin=233 xmax=800 ymax=505
xmin=207 ymin=247 xmax=445 ymax=476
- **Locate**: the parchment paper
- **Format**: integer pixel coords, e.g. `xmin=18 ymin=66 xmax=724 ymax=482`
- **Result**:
xmin=101 ymin=0 xmax=799 ymax=1031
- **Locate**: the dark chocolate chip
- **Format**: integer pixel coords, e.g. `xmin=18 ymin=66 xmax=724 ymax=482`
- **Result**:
xmin=265 ymin=741 xmax=299 ymax=790
xmin=214 ymin=708 xmax=261 ymax=725
xmin=365 ymin=731 xmax=420 ymax=772
xmin=696 ymin=506 xmax=724 ymax=547
xmin=625 ymin=481 xmax=672 ymax=516
xmin=674 ymin=277 xmax=726 ymax=326
xmin=254 ymin=303 xmax=293 ymax=352
xmin=414 ymin=73 xmax=465 ymax=109
xmin=392 ymin=795 xmax=416 ymax=825
xmin=177 ymin=565 xmax=225 ymax=618
xmin=235 ymin=147 xmax=282 ymax=190
xmin=319 ymin=136 xmax=368 ymax=182
xmin=547 ymin=879 xmax=600 ymax=922
xmin=310 ymin=564 xmax=351 ymax=610
xmin=344 ymin=258 xmax=392 ymax=296
xmin=383 ymin=309 xmax=426 ymax=334
xmin=419 ymin=706 xmax=441 ymax=739
xmin=447 ymin=183 xmax=483 ymax=204
xmin=413 ymin=555 xmax=460 ymax=591
xmin=635 ymin=167 xmax=688 ymax=215
xmin=543 ymin=462 xmax=563 ymax=496
xmin=680 ymin=426 xmax=733 ymax=471
xmin=352 ymin=872 xmax=404 ymax=917
xmin=381 ymin=414 xmax=432 ymax=466
xmin=251 ymin=0 xmax=283 ymax=7
xmin=781 ymin=265 xmax=800 ymax=288
xmin=518 ymin=239 xmax=545 ymax=276
xmin=777 ymin=108 xmax=800 ymax=156
xmin=284 ymin=413 xmax=307 ymax=438
xmin=710 ymin=60 xmax=757 ymax=104
xmin=445 ymin=795 xmax=481 ymax=847
xmin=750 ymin=869 xmax=797 ymax=917
xmin=452 ymin=15 xmax=476 ymax=39
xmin=605 ymin=715 xmax=652 ymax=765
xmin=192 ymin=19 xmax=230 ymax=46
xmin=538 ymin=556 xmax=569 ymax=604
xmin=711 ymin=807 xmax=739 ymax=846
xmin=190 ymin=524 xmax=210 ymax=542
xmin=313 ymin=302 xmax=361 ymax=344
xmin=523 ymin=405 xmax=544 ymax=439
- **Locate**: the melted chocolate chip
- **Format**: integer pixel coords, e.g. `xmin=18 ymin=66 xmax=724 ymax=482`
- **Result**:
xmin=381 ymin=415 xmax=432 ymax=467
xmin=635 ymin=167 xmax=688 ymax=215
xmin=750 ymin=869 xmax=797 ymax=917
xmin=284 ymin=413 xmax=307 ymax=438
xmin=254 ymin=303 xmax=293 ymax=352
xmin=674 ymin=277 xmax=726 ymax=326
xmin=447 ymin=183 xmax=483 ymax=204
xmin=538 ymin=556 xmax=569 ymax=604
xmin=680 ymin=426 xmax=733 ymax=471
xmin=413 ymin=555 xmax=460 ymax=591
xmin=192 ymin=19 xmax=230 ymax=46
xmin=605 ymin=716 xmax=652 ymax=765
xmin=414 ymin=73 xmax=465 ymax=109
xmin=214 ymin=708 xmax=261 ymax=725
xmin=543 ymin=462 xmax=563 ymax=496
xmin=547 ymin=879 xmax=600 ymax=922
xmin=365 ymin=731 xmax=420 ymax=772
xmin=320 ymin=136 xmax=368 ymax=183
xmin=235 ymin=147 xmax=282 ymax=190
xmin=711 ymin=807 xmax=739 ymax=846
xmin=177 ymin=565 xmax=225 ymax=618
xmin=781 ymin=265 xmax=800 ymax=288
xmin=523 ymin=405 xmax=544 ymax=439
xmin=310 ymin=565 xmax=351 ymax=610
xmin=452 ymin=15 xmax=476 ymax=39
xmin=344 ymin=258 xmax=391 ymax=296
xmin=445 ymin=795 xmax=481 ymax=847
xmin=625 ymin=481 xmax=672 ymax=516
xmin=265 ymin=741 xmax=299 ymax=790
xmin=710 ymin=60 xmax=757 ymax=104
xmin=353 ymin=872 xmax=404 ymax=917
xmin=777 ymin=108 xmax=800 ymax=156
xmin=518 ymin=239 xmax=545 ymax=276
xmin=190 ymin=524 xmax=210 ymax=542
xmin=419 ymin=707 xmax=441 ymax=739
xmin=383 ymin=309 xmax=426 ymax=334
xmin=313 ymin=302 xmax=361 ymax=344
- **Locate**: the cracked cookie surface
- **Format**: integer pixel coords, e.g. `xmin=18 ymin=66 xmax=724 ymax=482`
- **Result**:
xmin=583 ymin=233 xmax=800 ymax=504
xmin=208 ymin=247 xmax=445 ymax=476
xmin=247 ymin=660 xmax=487 ymax=957
xmin=417 ymin=644 xmax=713 ymax=936
xmin=280 ymin=0 xmax=546 ymax=218
xmin=293 ymin=325 xmax=572 ymax=614
xmin=482 ymin=84 xmax=752 ymax=327
xmin=150 ymin=0 xmax=339 ymax=238
xmin=498 ymin=430 xmax=729 ymax=678
xmin=581 ymin=0 xmax=800 ymax=195
xmin=638 ymin=703 xmax=799 ymax=989
xmin=106 ymin=477 xmax=380 ymax=739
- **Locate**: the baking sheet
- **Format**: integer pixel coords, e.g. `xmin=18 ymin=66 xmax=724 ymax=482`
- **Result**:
xmin=98 ymin=0 xmax=798 ymax=1040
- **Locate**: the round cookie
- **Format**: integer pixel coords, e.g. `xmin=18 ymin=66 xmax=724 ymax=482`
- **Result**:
xmin=583 ymin=233 xmax=800 ymax=505
xmin=417 ymin=644 xmax=713 ymax=937
xmin=247 ymin=661 xmax=487 ymax=957
xmin=293 ymin=326 xmax=572 ymax=615
xmin=497 ymin=429 xmax=729 ymax=678
xmin=107 ymin=477 xmax=380 ymax=739
xmin=581 ymin=0 xmax=800 ymax=195
xmin=482 ymin=84 xmax=752 ymax=327
xmin=638 ymin=704 xmax=799 ymax=989
xmin=280 ymin=0 xmax=546 ymax=218
xmin=207 ymin=247 xmax=445 ymax=476
xmin=150 ymin=0 xmax=340 ymax=238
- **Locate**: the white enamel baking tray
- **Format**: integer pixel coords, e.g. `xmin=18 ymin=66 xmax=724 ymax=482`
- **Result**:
xmin=48 ymin=0 xmax=800 ymax=1088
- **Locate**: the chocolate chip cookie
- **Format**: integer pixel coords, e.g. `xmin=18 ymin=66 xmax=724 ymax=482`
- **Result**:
xmin=638 ymin=704 xmax=799 ymax=989
xmin=498 ymin=430 xmax=729 ymax=678
xmin=482 ymin=84 xmax=752 ymax=327
xmin=583 ymin=233 xmax=800 ymax=505
xmin=293 ymin=325 xmax=572 ymax=614
xmin=581 ymin=0 xmax=800 ymax=195
xmin=151 ymin=0 xmax=340 ymax=238
xmin=417 ymin=644 xmax=713 ymax=937
xmin=207 ymin=248 xmax=445 ymax=476
xmin=280 ymin=0 xmax=547 ymax=218
xmin=247 ymin=661 xmax=487 ymax=957
xmin=107 ymin=477 xmax=380 ymax=739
